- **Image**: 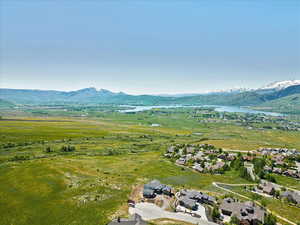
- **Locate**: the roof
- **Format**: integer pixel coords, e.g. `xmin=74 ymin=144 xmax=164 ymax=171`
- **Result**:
xmin=144 ymin=180 xmax=163 ymax=190
xmin=162 ymin=185 xmax=172 ymax=193
xmin=180 ymin=189 xmax=215 ymax=203
xmin=179 ymin=197 xmax=197 ymax=209
xmin=220 ymin=200 xmax=265 ymax=223
xmin=281 ymin=191 xmax=300 ymax=204
xmin=262 ymin=183 xmax=275 ymax=194
xmin=143 ymin=189 xmax=155 ymax=196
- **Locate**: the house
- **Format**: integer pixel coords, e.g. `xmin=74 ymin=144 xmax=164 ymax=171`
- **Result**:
xmin=186 ymin=146 xmax=196 ymax=154
xmin=108 ymin=214 xmax=147 ymax=225
xmin=219 ymin=198 xmax=265 ymax=225
xmin=261 ymin=183 xmax=275 ymax=196
xmin=162 ymin=185 xmax=172 ymax=196
xmin=272 ymin=167 xmax=282 ymax=174
xmin=194 ymin=151 xmax=205 ymax=160
xmin=283 ymin=169 xmax=298 ymax=178
xmin=228 ymin=153 xmax=237 ymax=161
xmin=281 ymin=191 xmax=300 ymax=205
xmin=274 ymin=160 xmax=285 ymax=166
xmin=212 ymin=161 xmax=225 ymax=170
xmin=176 ymin=157 xmax=186 ymax=165
xmin=167 ymin=146 xmax=176 ymax=153
xmin=259 ymin=180 xmax=280 ymax=196
xmin=144 ymin=180 xmax=164 ymax=192
xmin=243 ymin=155 xmax=254 ymax=161
xmin=179 ymin=197 xmax=198 ymax=210
xmin=263 ymin=166 xmax=272 ymax=173
xmin=180 ymin=189 xmax=216 ymax=205
xmin=143 ymin=180 xmax=172 ymax=198
xmin=193 ymin=163 xmax=204 ymax=173
xmin=143 ymin=188 xmax=155 ymax=198
xmin=200 ymin=193 xmax=216 ymax=205
xmin=186 ymin=154 xmax=193 ymax=161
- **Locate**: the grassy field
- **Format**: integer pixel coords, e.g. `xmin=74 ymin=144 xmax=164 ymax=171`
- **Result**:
xmin=0 ymin=152 xmax=252 ymax=225
xmin=2 ymin=112 xmax=300 ymax=150
xmin=272 ymin=174 xmax=300 ymax=191
xmin=0 ymin=110 xmax=299 ymax=225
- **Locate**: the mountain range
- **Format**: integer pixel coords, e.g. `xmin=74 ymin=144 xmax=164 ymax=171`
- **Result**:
xmin=1 ymin=80 xmax=300 ymax=113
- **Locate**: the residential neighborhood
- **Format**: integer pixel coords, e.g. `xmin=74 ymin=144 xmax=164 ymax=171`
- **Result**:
xmin=107 ymin=178 xmax=285 ymax=225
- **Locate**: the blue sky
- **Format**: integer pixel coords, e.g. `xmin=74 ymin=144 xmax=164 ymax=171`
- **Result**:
xmin=0 ymin=0 xmax=299 ymax=94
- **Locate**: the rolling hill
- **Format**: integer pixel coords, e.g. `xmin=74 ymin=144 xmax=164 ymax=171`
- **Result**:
xmin=1 ymin=82 xmax=300 ymax=113
xmin=0 ymin=99 xmax=15 ymax=108
xmin=255 ymin=94 xmax=300 ymax=114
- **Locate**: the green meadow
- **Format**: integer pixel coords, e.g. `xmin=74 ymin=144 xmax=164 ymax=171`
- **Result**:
xmin=0 ymin=109 xmax=300 ymax=225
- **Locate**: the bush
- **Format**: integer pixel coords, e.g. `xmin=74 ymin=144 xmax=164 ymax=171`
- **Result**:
xmin=211 ymin=206 xmax=220 ymax=221
xmin=264 ymin=213 xmax=277 ymax=225
xmin=45 ymin=146 xmax=53 ymax=153
xmin=239 ymin=167 xmax=252 ymax=181
xmin=60 ymin=145 xmax=76 ymax=152
xmin=230 ymin=216 xmax=239 ymax=224
xmin=10 ymin=155 xmax=30 ymax=161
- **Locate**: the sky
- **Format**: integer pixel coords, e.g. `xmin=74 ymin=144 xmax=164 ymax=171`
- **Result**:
xmin=0 ymin=0 xmax=300 ymax=95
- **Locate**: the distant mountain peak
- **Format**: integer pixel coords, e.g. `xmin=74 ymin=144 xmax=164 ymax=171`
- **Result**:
xmin=77 ymin=87 xmax=97 ymax=92
xmin=260 ymin=80 xmax=300 ymax=90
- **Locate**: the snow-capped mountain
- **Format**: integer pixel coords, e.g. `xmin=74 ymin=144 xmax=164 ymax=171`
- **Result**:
xmin=260 ymin=80 xmax=300 ymax=90
xmin=204 ymin=87 xmax=251 ymax=94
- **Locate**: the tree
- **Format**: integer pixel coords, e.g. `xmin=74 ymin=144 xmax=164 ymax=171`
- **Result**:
xmin=264 ymin=213 xmax=277 ymax=225
xmin=274 ymin=190 xmax=280 ymax=198
xmin=230 ymin=215 xmax=239 ymax=225
xmin=260 ymin=199 xmax=268 ymax=208
xmin=211 ymin=206 xmax=220 ymax=221
xmin=45 ymin=146 xmax=53 ymax=153
xmin=60 ymin=145 xmax=76 ymax=152
xmin=239 ymin=167 xmax=252 ymax=181
xmin=265 ymin=173 xmax=276 ymax=183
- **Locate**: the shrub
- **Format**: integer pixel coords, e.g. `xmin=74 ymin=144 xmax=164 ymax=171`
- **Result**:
xmin=10 ymin=155 xmax=30 ymax=161
xmin=45 ymin=146 xmax=53 ymax=153
xmin=264 ymin=213 xmax=277 ymax=225
xmin=60 ymin=145 xmax=76 ymax=152
xmin=211 ymin=206 xmax=220 ymax=221
xmin=230 ymin=215 xmax=239 ymax=224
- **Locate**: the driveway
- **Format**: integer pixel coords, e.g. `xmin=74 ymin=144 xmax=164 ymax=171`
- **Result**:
xmin=129 ymin=202 xmax=217 ymax=225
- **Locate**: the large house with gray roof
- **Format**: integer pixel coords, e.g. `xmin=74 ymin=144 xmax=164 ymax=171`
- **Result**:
xmin=180 ymin=189 xmax=216 ymax=205
xmin=281 ymin=191 xmax=300 ymax=206
xmin=219 ymin=198 xmax=265 ymax=225
xmin=143 ymin=180 xmax=172 ymax=198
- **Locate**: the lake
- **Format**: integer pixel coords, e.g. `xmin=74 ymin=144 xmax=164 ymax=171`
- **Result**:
xmin=119 ymin=105 xmax=283 ymax=116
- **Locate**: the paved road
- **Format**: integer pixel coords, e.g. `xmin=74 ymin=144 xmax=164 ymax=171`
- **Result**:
xmin=129 ymin=202 xmax=217 ymax=225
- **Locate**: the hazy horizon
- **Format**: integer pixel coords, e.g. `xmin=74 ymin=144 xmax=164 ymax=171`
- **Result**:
xmin=1 ymin=0 xmax=300 ymax=95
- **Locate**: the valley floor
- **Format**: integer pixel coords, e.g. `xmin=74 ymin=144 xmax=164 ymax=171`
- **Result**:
xmin=0 ymin=111 xmax=299 ymax=225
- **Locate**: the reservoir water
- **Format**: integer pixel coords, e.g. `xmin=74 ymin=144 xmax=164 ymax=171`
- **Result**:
xmin=119 ymin=105 xmax=283 ymax=116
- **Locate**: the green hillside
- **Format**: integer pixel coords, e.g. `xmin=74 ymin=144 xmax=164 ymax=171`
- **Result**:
xmin=255 ymin=94 xmax=300 ymax=114
xmin=1 ymin=84 xmax=300 ymax=112
xmin=0 ymin=99 xmax=15 ymax=108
